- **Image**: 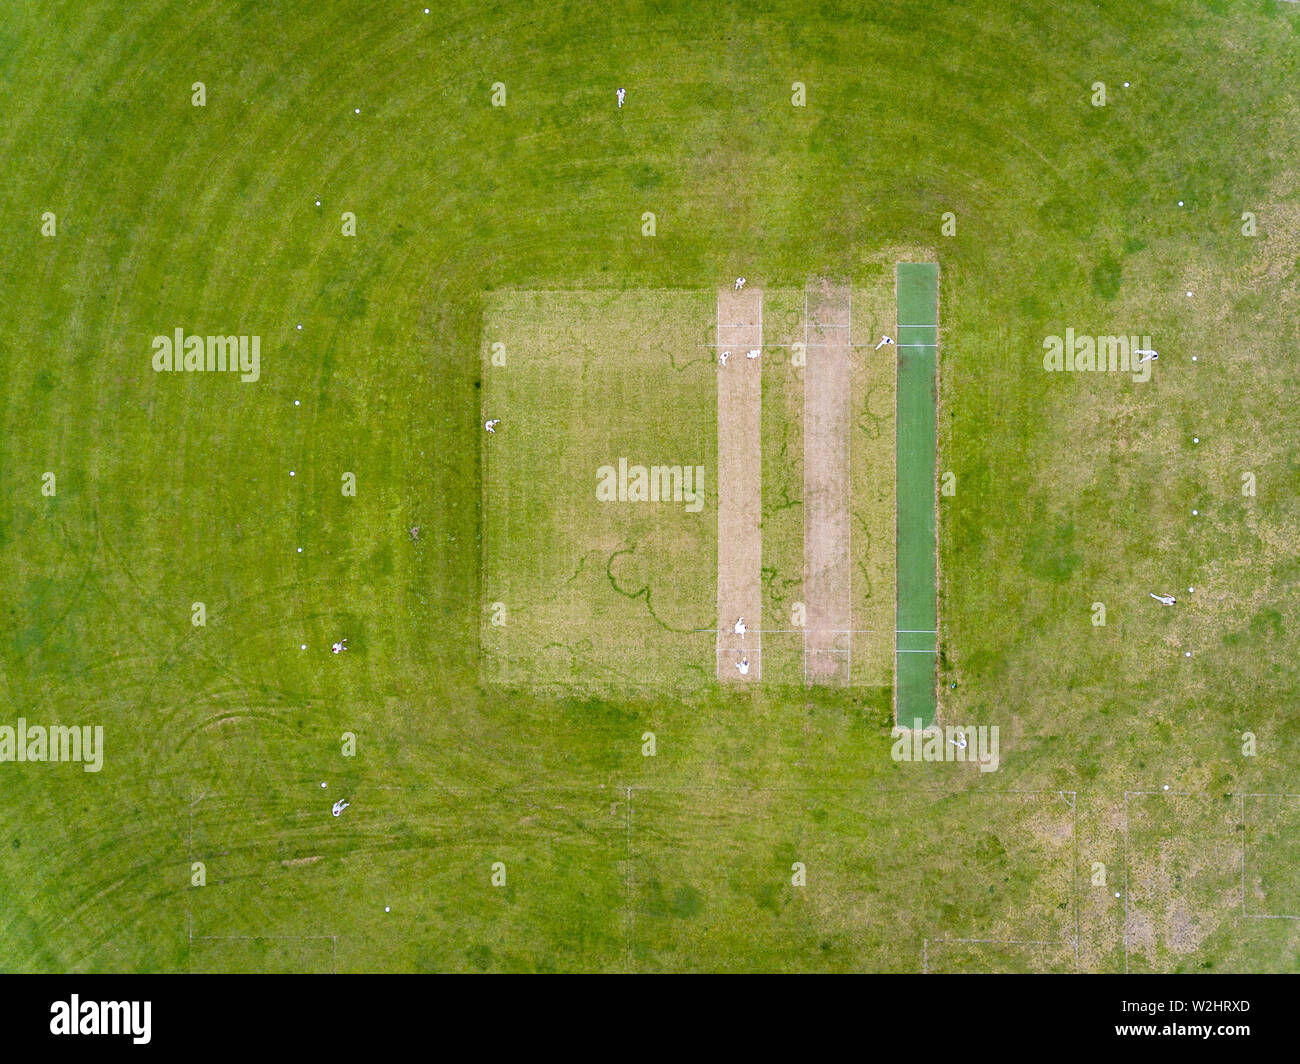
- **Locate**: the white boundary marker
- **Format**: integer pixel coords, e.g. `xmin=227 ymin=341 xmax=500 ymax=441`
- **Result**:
xmin=917 ymin=789 xmax=1079 ymax=972
xmin=1240 ymin=792 xmax=1300 ymax=920
xmin=625 ymin=785 xmax=1077 ymax=972
xmin=1122 ymin=789 xmax=1273 ymax=973
xmin=186 ymin=790 xmax=339 ymax=973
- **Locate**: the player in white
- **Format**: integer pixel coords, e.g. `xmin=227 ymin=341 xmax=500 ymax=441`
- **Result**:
xmin=733 ymin=617 xmax=747 ymax=636
xmin=746 ymin=348 xmax=760 ymax=359
xmin=331 ymin=798 xmax=350 ymax=817
xmin=718 ymin=350 xmax=730 ymax=366
xmin=484 ymin=419 xmax=500 ymax=432
xmin=734 ymin=277 xmax=746 ymax=291
xmin=875 ymin=336 xmax=895 ymax=350
xmin=331 ymin=638 xmax=348 ymax=654
xmin=616 ymin=87 xmax=626 ymax=108
xmin=1150 ymin=592 xmax=1176 ymax=606
xmin=948 ymin=732 xmax=968 ymax=750
xmin=736 ymin=657 xmax=750 ymax=675
xmin=1134 ymin=348 xmax=1158 ymax=363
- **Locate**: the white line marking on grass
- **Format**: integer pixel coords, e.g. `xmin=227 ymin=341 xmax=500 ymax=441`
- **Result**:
xmin=194 ymin=934 xmax=338 ymax=940
xmin=1123 ymin=789 xmax=1220 ymax=972
xmin=1238 ymin=792 xmax=1300 ymax=919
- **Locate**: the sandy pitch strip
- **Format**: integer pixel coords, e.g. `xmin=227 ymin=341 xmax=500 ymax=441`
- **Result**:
xmin=715 ymin=287 xmax=763 ymax=681
xmin=803 ymin=282 xmax=853 ymax=684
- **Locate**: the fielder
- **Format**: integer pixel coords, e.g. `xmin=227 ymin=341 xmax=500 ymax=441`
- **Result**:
xmin=616 ymin=87 xmax=626 ymax=108
xmin=1150 ymin=593 xmax=1176 ymax=606
xmin=734 ymin=277 xmax=746 ymax=291
xmin=875 ymin=336 xmax=895 ymax=350
xmin=733 ymin=617 xmax=747 ymax=636
xmin=331 ymin=799 xmax=350 ymax=817
xmin=484 ymin=419 xmax=500 ymax=433
xmin=719 ymin=350 xmax=730 ymax=367
xmin=745 ymin=348 xmax=760 ymax=359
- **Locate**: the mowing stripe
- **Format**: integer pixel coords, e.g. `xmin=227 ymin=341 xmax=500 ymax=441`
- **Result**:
xmin=716 ymin=286 xmax=764 ymax=681
xmin=895 ymin=263 xmax=940 ymax=727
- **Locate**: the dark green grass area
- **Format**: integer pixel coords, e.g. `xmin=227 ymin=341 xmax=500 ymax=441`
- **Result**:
xmin=895 ymin=263 xmax=939 ymax=727
xmin=2 ymin=0 xmax=1300 ymax=971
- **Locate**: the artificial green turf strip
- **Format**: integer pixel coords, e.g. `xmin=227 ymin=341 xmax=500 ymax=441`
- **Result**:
xmin=895 ymin=263 xmax=939 ymax=728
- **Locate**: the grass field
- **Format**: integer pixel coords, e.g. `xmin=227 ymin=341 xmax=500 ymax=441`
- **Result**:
xmin=3 ymin=0 xmax=1300 ymax=973
xmin=481 ymin=289 xmax=716 ymax=688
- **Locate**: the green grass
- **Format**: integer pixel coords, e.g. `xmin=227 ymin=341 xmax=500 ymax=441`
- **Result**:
xmin=3 ymin=0 xmax=1300 ymax=972
xmin=481 ymin=289 xmax=716 ymax=688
